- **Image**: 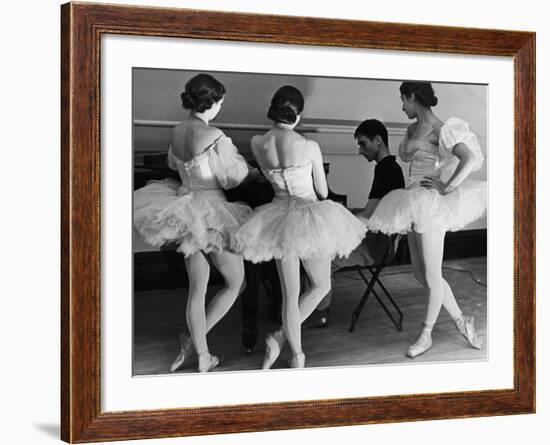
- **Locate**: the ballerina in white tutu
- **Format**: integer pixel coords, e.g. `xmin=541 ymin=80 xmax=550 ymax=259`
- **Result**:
xmin=134 ymin=74 xmax=254 ymax=372
xmin=363 ymin=81 xmax=486 ymax=358
xmin=234 ymin=86 xmax=367 ymax=369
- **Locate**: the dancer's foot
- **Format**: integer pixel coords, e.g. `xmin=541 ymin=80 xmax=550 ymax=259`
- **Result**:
xmin=169 ymin=332 xmax=194 ymax=373
xmin=407 ymin=324 xmax=433 ymax=358
xmin=262 ymin=330 xmax=285 ymax=370
xmin=287 ymin=353 xmax=306 ymax=369
xmin=197 ymin=352 xmax=221 ymax=373
xmin=455 ymin=314 xmax=482 ymax=350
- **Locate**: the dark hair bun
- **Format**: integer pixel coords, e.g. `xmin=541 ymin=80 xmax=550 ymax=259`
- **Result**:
xmin=180 ymin=74 xmax=226 ymax=113
xmin=423 ymin=94 xmax=438 ymax=107
xmin=267 ymin=104 xmax=298 ymax=125
xmin=267 ymin=85 xmax=304 ymax=125
xmin=399 ymin=81 xmax=438 ymax=108
xmin=180 ymin=91 xmax=197 ymax=110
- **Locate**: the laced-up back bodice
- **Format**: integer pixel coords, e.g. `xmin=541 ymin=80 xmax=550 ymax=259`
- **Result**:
xmin=262 ymin=162 xmax=317 ymax=201
xmin=169 ymin=143 xmax=220 ymax=194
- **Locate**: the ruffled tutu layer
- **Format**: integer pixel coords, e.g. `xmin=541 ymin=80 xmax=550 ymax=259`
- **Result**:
xmin=233 ymin=198 xmax=367 ymax=263
xmin=134 ymin=178 xmax=252 ymax=256
xmin=364 ymin=179 xmax=487 ymax=234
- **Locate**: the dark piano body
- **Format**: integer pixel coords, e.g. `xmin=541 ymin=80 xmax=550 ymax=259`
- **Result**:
xmin=135 ymin=153 xmax=347 ymax=352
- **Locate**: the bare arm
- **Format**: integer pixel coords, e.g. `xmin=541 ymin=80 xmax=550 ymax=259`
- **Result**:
xmin=361 ymin=198 xmax=380 ymax=218
xmin=249 ymin=134 xmax=262 ymax=167
xmin=167 ymin=146 xmax=178 ymax=170
xmin=167 ymin=128 xmax=179 ymax=170
xmin=309 ymin=140 xmax=328 ymax=199
xmin=442 ymin=142 xmax=477 ymax=194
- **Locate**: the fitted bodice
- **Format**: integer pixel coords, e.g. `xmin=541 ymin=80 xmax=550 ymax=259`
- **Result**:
xmin=167 ymin=135 xmax=249 ymax=196
xmin=170 ymin=146 xmax=220 ymax=194
xmin=404 ymin=139 xmax=442 ymax=187
xmin=262 ymin=162 xmax=317 ymax=201
xmin=400 ymin=118 xmax=485 ymax=189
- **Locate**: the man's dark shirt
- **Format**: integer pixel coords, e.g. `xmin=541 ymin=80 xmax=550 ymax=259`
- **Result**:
xmin=368 ymin=155 xmax=405 ymax=199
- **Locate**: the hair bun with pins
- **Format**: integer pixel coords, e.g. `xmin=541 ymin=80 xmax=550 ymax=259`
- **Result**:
xmin=180 ymin=91 xmax=197 ymax=110
xmin=267 ymin=104 xmax=298 ymax=125
xmin=180 ymin=74 xmax=226 ymax=113
xmin=399 ymin=81 xmax=438 ymax=108
xmin=267 ymin=85 xmax=305 ymax=125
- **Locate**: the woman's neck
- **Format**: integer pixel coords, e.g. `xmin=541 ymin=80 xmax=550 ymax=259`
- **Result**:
xmin=273 ymin=122 xmax=296 ymax=131
xmin=191 ymin=112 xmax=209 ymax=125
xmin=415 ymin=106 xmax=439 ymax=126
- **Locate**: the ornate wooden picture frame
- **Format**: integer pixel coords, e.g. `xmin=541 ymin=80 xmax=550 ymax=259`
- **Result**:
xmin=61 ymin=2 xmax=535 ymax=442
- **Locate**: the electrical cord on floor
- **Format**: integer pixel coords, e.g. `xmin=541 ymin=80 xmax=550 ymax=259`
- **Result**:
xmin=442 ymin=266 xmax=487 ymax=288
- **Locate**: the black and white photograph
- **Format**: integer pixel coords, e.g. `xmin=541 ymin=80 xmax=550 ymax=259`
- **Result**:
xmin=5 ymin=0 xmax=547 ymax=442
xmin=132 ymin=68 xmax=488 ymax=376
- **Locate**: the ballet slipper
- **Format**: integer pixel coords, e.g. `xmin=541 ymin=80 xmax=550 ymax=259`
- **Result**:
xmin=407 ymin=327 xmax=433 ymax=358
xmin=198 ymin=352 xmax=221 ymax=373
xmin=287 ymin=353 xmax=306 ymax=369
xmin=262 ymin=331 xmax=285 ymax=370
xmin=169 ymin=332 xmax=194 ymax=373
xmin=455 ymin=315 xmax=482 ymax=350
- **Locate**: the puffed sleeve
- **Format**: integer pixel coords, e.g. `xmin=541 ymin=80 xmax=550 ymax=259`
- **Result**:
xmin=439 ymin=117 xmax=485 ymax=172
xmin=208 ymin=135 xmax=250 ymax=189
xmin=167 ymin=145 xmax=178 ymax=171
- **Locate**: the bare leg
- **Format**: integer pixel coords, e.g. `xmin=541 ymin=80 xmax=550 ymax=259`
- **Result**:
xmin=407 ymin=231 xmax=481 ymax=355
xmin=290 ymin=257 xmax=332 ymax=367
xmin=418 ymin=230 xmax=446 ymax=324
xmin=297 ymin=257 xmax=332 ymax=323
xmin=406 ymin=230 xmax=444 ymax=358
xmin=263 ymin=256 xmax=331 ymax=369
xmin=315 ymin=288 xmax=332 ymax=312
xmin=407 ymin=232 xmax=461 ymax=319
xmin=206 ymin=251 xmax=245 ymax=331
xmin=407 ymin=232 xmax=425 ymax=287
xmin=175 ymin=251 xmax=244 ymax=373
xmin=184 ymin=252 xmax=210 ymax=359
xmin=441 ymin=280 xmax=462 ymax=319
xmin=275 ymin=257 xmax=302 ymax=359
xmin=186 ymin=250 xmax=244 ymax=372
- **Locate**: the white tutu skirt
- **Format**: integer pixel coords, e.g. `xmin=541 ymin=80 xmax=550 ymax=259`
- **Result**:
xmin=233 ymin=197 xmax=367 ymax=263
xmin=365 ymin=179 xmax=487 ymax=234
xmin=134 ymin=179 xmax=252 ymax=256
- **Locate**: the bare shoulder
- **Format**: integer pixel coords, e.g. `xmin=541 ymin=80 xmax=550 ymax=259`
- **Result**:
xmin=197 ymin=126 xmax=225 ymax=151
xmin=204 ymin=125 xmax=225 ymax=140
xmin=172 ymin=121 xmax=186 ymax=137
xmin=305 ymin=138 xmax=322 ymax=157
xmin=250 ymin=134 xmax=267 ymax=153
xmin=250 ymin=134 xmax=263 ymax=147
xmin=433 ymin=119 xmax=445 ymax=137
xmin=406 ymin=122 xmax=418 ymax=138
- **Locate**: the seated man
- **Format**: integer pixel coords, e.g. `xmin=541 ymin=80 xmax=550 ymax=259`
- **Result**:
xmin=308 ymin=118 xmax=405 ymax=328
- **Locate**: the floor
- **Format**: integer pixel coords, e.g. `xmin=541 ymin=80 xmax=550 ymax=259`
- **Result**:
xmin=133 ymin=257 xmax=487 ymax=375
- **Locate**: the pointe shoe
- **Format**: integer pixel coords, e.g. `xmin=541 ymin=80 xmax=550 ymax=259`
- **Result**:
xmin=262 ymin=332 xmax=284 ymax=370
xmin=407 ymin=328 xmax=433 ymax=358
xmin=455 ymin=315 xmax=482 ymax=350
xmin=287 ymin=353 xmax=306 ymax=369
xmin=169 ymin=333 xmax=194 ymax=373
xmin=197 ymin=352 xmax=221 ymax=373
